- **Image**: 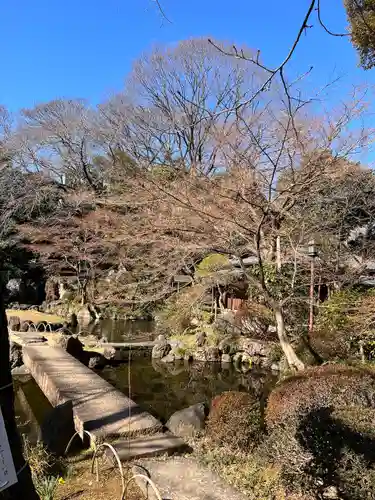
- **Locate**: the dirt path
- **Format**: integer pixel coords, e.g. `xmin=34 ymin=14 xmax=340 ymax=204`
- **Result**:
xmin=55 ymin=457 xmax=142 ymax=500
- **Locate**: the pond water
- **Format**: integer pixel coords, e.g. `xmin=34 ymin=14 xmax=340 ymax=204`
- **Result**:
xmin=13 ymin=375 xmax=53 ymax=445
xmin=76 ymin=319 xmax=156 ymax=343
xmin=101 ymin=358 xmax=277 ymax=423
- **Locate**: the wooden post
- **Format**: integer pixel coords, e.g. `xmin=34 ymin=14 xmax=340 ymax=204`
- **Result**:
xmin=309 ymin=257 xmax=315 ymax=334
xmin=0 ymin=282 xmax=39 ymax=499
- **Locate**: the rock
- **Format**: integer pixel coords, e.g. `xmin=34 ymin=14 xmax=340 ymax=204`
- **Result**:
xmin=240 ymin=317 xmax=268 ymax=338
xmin=19 ymin=334 xmax=47 ymax=345
xmin=88 ymin=354 xmax=106 ymax=370
xmin=8 ymin=316 xmax=21 ymax=332
xmin=161 ymin=353 xmax=175 ymax=363
xmin=103 ymin=346 xmax=117 ymax=360
xmin=69 ymin=313 xmax=78 ymax=328
xmin=56 ymin=334 xmax=84 ymax=359
xmin=213 ymin=314 xmax=240 ymax=336
xmin=196 ymin=332 xmax=207 ymax=347
xmin=169 ymin=339 xmax=182 ymax=349
xmin=322 ymin=486 xmax=340 ymax=499
xmin=9 ymin=342 xmax=23 ymax=369
xmin=218 ymin=335 xmax=238 ymax=355
xmin=45 ymin=278 xmax=59 ymax=302
xmin=11 ymin=365 xmax=30 ymax=377
xmin=233 ymin=352 xmax=243 ymax=366
xmin=221 ymin=353 xmax=232 ymax=364
xmin=19 ymin=321 xmax=29 ymax=332
xmin=6 ymin=278 xmax=22 ymax=297
xmin=166 ymin=403 xmax=207 ymax=438
xmin=237 ymin=338 xmax=269 ymax=357
xmin=205 ymin=346 xmax=220 ymax=362
xmin=172 ymin=349 xmax=184 ymax=361
xmin=35 ymin=321 xmax=48 ymax=332
xmin=152 ymin=337 xmax=171 ymax=359
xmin=194 ymin=348 xmax=207 ymax=362
xmin=241 ymin=353 xmax=253 ymax=372
xmin=77 ymin=306 xmax=93 ymax=325
xmin=190 ymin=317 xmax=200 ymax=327
xmin=271 ymin=363 xmax=280 ymax=371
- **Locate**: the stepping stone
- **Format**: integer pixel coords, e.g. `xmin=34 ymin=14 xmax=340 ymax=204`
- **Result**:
xmin=107 ymin=433 xmax=189 ymax=461
xmin=132 ymin=457 xmax=248 ymax=500
xmin=11 ymin=333 xmax=47 ymax=345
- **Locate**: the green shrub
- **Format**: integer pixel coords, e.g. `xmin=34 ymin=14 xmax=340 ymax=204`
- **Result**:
xmin=263 ymin=364 xmax=375 ymax=498
xmin=195 ymin=253 xmax=230 ymax=277
xmin=266 ymin=364 xmax=375 ymax=428
xmin=157 ymin=284 xmax=206 ymax=334
xmin=312 ymin=289 xmax=375 ymax=361
xmin=206 ymin=391 xmax=263 ymax=450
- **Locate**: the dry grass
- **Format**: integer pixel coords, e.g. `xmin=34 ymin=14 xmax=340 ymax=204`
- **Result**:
xmin=55 ymin=456 xmax=141 ymax=500
xmin=6 ymin=309 xmax=65 ymax=324
xmin=189 ymin=436 xmax=311 ymax=500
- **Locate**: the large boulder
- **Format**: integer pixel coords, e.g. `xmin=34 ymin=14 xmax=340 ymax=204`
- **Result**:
xmin=56 ymin=334 xmax=84 ymax=359
xmin=87 ymin=354 xmax=106 ymax=370
xmin=161 ymin=352 xmax=175 ymax=363
xmin=8 ymin=315 xmax=21 ymax=332
xmin=218 ymin=335 xmax=239 ymax=355
xmin=166 ymin=403 xmax=207 ymax=438
xmin=9 ymin=342 xmax=23 ymax=369
xmin=221 ymin=353 xmax=232 ymax=364
xmin=237 ymin=338 xmax=270 ymax=357
xmin=152 ymin=335 xmax=171 ymax=359
xmin=194 ymin=348 xmax=207 ymax=362
xmin=103 ymin=346 xmax=117 ymax=360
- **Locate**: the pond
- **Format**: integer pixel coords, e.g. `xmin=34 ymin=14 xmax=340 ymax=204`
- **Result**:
xmin=100 ymin=358 xmax=277 ymax=423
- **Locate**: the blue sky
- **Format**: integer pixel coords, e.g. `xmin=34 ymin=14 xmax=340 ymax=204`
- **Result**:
xmin=0 ymin=0 xmax=372 ymax=111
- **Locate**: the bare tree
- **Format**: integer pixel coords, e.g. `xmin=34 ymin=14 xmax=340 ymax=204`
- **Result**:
xmin=126 ymin=81 xmax=372 ymax=370
xmin=12 ymin=99 xmax=103 ymax=192
xmin=99 ymin=38 xmax=272 ymax=175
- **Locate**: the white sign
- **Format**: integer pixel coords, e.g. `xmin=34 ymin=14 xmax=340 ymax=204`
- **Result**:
xmin=0 ymin=407 xmax=18 ymax=492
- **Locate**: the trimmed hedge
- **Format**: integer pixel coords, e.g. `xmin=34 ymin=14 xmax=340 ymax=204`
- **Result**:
xmin=263 ymin=364 xmax=375 ymax=499
xmin=206 ymin=391 xmax=263 ymax=450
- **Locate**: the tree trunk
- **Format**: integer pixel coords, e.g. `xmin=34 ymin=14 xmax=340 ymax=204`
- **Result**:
xmin=0 ymin=285 xmax=39 ymax=499
xmin=274 ymin=303 xmax=305 ymax=371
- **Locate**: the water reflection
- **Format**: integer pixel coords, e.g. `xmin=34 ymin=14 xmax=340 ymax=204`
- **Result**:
xmin=76 ymin=319 xmax=156 ymax=343
xmin=101 ymin=359 xmax=277 ymax=423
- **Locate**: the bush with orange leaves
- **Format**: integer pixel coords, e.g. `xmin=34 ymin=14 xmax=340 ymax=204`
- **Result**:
xmin=206 ymin=391 xmax=263 ymax=451
xmin=261 ymin=364 xmax=375 ymax=499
